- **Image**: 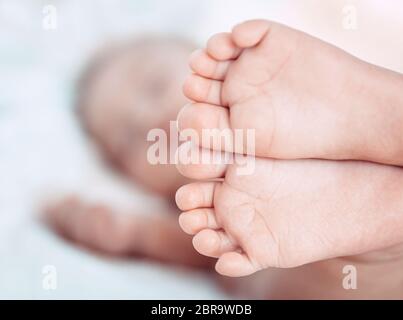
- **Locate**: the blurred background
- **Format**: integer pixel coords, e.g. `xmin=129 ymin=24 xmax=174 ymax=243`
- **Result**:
xmin=0 ymin=0 xmax=402 ymax=299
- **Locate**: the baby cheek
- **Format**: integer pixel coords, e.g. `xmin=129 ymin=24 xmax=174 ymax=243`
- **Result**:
xmin=163 ymin=85 xmax=188 ymax=113
xmin=123 ymin=144 xmax=182 ymax=195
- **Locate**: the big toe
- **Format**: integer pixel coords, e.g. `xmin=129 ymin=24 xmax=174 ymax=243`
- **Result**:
xmin=206 ymin=32 xmax=241 ymax=61
xmin=231 ymin=19 xmax=272 ymax=48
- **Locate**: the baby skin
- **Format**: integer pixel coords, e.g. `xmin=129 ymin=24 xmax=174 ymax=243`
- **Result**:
xmin=179 ymin=20 xmax=403 ymax=164
xmin=176 ymin=20 xmax=403 ymax=278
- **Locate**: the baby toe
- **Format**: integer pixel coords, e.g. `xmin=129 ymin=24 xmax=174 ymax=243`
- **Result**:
xmin=177 ymin=103 xmax=234 ymax=152
xmin=206 ymin=32 xmax=241 ymax=60
xmin=189 ymin=49 xmax=231 ymax=80
xmin=192 ymin=229 xmax=236 ymax=258
xmin=176 ymin=182 xmax=218 ymax=211
xmin=215 ymin=251 xmax=259 ymax=277
xmin=179 ymin=208 xmax=219 ymax=235
xmin=183 ymin=74 xmax=224 ymax=106
xmin=176 ymin=142 xmax=229 ymax=180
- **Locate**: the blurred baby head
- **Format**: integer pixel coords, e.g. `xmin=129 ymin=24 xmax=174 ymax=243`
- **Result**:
xmin=76 ymin=36 xmax=194 ymax=197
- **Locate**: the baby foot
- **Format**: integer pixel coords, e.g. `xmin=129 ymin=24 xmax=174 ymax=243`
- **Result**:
xmin=178 ymin=20 xmax=403 ymax=165
xmin=175 ymin=144 xmax=403 ymax=277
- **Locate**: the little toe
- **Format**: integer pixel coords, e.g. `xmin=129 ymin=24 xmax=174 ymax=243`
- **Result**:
xmin=215 ymin=251 xmax=258 ymax=277
xmin=179 ymin=208 xmax=219 ymax=235
xmin=183 ymin=74 xmax=224 ymax=106
xmin=176 ymin=182 xmax=219 ymax=211
xmin=232 ymin=19 xmax=272 ymax=48
xmin=206 ymin=32 xmax=242 ymax=61
xmin=189 ymin=49 xmax=231 ymax=80
xmin=176 ymin=142 xmax=229 ymax=180
xmin=193 ymin=229 xmax=237 ymax=258
xmin=177 ymin=103 xmax=234 ymax=152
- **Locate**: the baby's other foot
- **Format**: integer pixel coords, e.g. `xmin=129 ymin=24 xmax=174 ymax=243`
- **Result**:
xmin=178 ymin=20 xmax=403 ymax=165
xmin=176 ymin=144 xmax=403 ymax=276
